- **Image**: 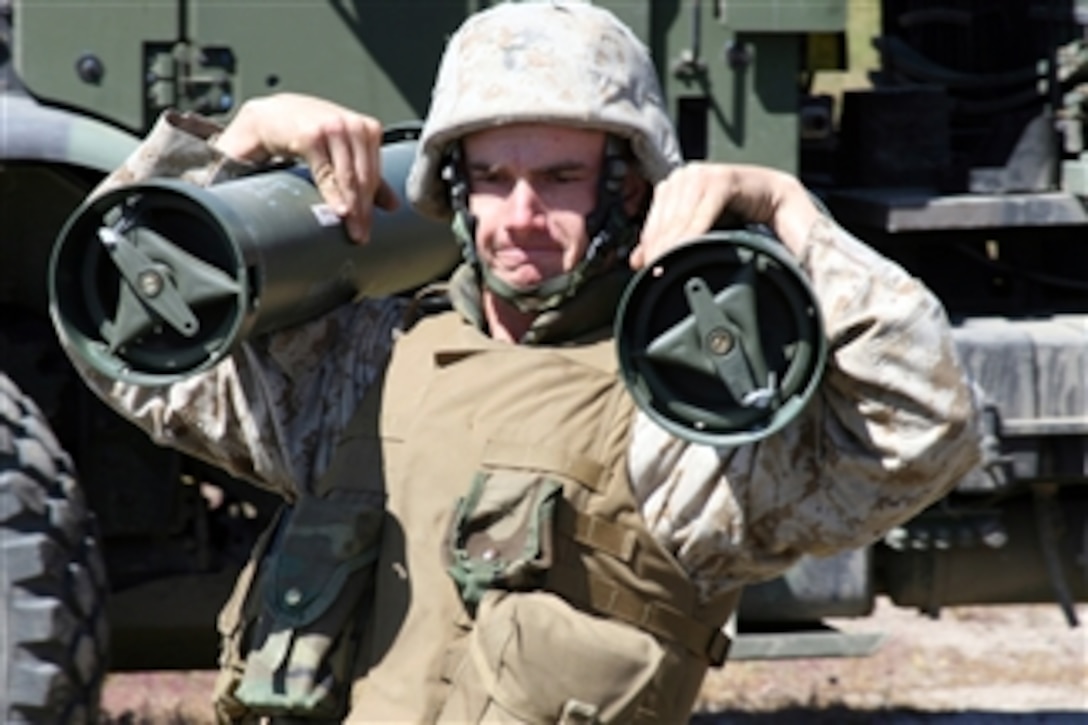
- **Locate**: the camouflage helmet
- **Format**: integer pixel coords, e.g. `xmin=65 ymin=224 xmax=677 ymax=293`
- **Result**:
xmin=406 ymin=0 xmax=682 ymax=220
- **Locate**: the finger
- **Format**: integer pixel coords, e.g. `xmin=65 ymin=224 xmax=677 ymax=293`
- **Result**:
xmin=324 ymin=124 xmax=366 ymax=242
xmin=640 ymin=174 xmax=681 ymax=244
xmin=635 ymin=186 xmax=671 ymax=261
xmin=307 ymin=141 xmax=347 ymax=218
xmin=686 ymin=184 xmax=730 ymax=236
xmin=353 ymin=118 xmax=384 ymax=243
xmin=637 ymin=172 xmax=696 ymax=265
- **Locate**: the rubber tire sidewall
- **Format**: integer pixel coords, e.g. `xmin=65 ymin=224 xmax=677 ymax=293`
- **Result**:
xmin=0 ymin=373 xmax=109 ymax=724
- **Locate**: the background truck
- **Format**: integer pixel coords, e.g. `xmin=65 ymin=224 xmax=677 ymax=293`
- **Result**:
xmin=1 ymin=0 xmax=1085 ymax=721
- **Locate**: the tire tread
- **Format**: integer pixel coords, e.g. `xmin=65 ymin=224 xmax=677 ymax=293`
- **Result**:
xmin=0 ymin=373 xmax=108 ymax=724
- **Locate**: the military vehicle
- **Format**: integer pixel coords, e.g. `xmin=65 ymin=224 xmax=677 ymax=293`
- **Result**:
xmin=1 ymin=0 xmax=1085 ymax=721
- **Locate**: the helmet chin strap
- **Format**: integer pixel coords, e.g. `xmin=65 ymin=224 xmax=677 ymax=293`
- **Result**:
xmin=442 ymin=136 xmax=641 ymax=315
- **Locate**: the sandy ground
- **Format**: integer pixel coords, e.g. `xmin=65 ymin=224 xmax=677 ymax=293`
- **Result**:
xmin=697 ymin=599 xmax=1087 ymax=720
xmin=101 ymin=598 xmax=1087 ymax=723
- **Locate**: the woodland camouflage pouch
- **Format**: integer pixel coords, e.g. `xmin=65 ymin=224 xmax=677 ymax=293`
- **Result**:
xmin=445 ymin=470 xmax=561 ymax=608
xmin=218 ymin=491 xmax=384 ymax=720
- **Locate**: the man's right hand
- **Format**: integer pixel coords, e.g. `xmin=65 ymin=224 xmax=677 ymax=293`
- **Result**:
xmin=212 ymin=93 xmax=399 ymax=243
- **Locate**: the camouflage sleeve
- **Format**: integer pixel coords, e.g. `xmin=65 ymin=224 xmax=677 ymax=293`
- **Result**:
xmin=628 ymin=216 xmax=983 ymax=600
xmin=90 ymin=109 xmax=258 ymax=196
xmin=70 ymin=300 xmax=405 ymax=499
xmin=63 ymin=111 xmax=409 ymax=498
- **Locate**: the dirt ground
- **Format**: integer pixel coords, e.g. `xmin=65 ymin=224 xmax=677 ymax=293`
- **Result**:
xmin=696 ymin=598 xmax=1087 ymax=721
xmin=100 ymin=597 xmax=1086 ymax=723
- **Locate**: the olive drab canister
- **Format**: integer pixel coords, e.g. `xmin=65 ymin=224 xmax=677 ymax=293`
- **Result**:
xmin=49 ymin=128 xmax=459 ymax=386
xmin=615 ymin=229 xmax=828 ymax=447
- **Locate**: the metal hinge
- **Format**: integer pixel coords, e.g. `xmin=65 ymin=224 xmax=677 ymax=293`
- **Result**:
xmin=144 ymin=41 xmax=236 ymax=124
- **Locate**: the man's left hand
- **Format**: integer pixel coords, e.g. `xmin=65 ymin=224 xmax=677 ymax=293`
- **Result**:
xmin=630 ymin=163 xmax=822 ymax=269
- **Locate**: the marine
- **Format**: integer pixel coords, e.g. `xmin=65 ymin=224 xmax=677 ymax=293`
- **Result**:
xmin=62 ymin=2 xmax=982 ymax=722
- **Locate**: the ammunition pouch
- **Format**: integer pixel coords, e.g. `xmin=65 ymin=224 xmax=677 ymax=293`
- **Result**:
xmin=444 ymin=470 xmax=561 ymax=609
xmin=437 ymin=590 xmax=664 ymax=724
xmin=214 ymin=491 xmax=384 ymax=722
xmin=439 ymin=468 xmax=664 ymax=723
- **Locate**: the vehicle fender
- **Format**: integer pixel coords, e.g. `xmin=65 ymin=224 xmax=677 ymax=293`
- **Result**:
xmin=0 ymin=93 xmax=138 ymax=172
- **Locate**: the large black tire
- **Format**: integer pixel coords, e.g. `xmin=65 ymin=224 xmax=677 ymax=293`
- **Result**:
xmin=0 ymin=373 xmax=109 ymax=723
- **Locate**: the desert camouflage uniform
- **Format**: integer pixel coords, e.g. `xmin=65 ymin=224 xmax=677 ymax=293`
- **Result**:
xmin=74 ymin=110 xmax=982 ymax=602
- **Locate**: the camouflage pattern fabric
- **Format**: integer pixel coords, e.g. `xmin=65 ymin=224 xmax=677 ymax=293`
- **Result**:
xmin=231 ymin=494 xmax=383 ymax=718
xmin=63 ymin=113 xmax=982 ymax=601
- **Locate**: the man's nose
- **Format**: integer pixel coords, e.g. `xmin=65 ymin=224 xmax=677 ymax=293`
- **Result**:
xmin=506 ymin=178 xmax=545 ymax=228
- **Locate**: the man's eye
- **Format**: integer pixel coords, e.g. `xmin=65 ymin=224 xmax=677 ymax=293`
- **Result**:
xmin=471 ymin=171 xmax=511 ymax=188
xmin=552 ymin=167 xmax=587 ymax=181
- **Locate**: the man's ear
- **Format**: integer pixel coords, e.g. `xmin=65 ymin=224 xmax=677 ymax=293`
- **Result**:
xmin=623 ymin=174 xmax=650 ymax=217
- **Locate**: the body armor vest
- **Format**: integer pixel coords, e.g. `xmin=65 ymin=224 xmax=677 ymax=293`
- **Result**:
xmin=341 ymin=311 xmax=740 ymax=723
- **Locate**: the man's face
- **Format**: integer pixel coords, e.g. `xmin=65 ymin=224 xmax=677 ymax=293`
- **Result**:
xmin=463 ymin=123 xmax=604 ymax=290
